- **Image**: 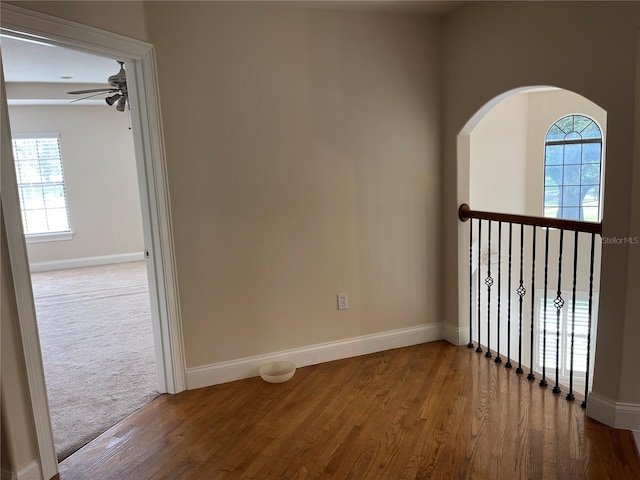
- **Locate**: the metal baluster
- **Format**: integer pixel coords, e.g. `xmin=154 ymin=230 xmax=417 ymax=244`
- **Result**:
xmin=477 ymin=220 xmax=483 ymax=353
xmin=582 ymin=233 xmax=596 ymax=408
xmin=553 ymin=229 xmax=565 ymax=394
xmin=540 ymin=227 xmax=550 ymax=388
xmin=516 ymin=224 xmax=526 ymax=374
xmin=567 ymin=231 xmax=579 ymax=401
xmin=485 ymin=220 xmax=493 ymax=358
xmin=495 ymin=222 xmax=503 ymax=364
xmin=468 ymin=219 xmax=474 ymax=349
xmin=505 ymin=223 xmax=513 ymax=369
xmin=528 ymin=226 xmax=536 ymax=381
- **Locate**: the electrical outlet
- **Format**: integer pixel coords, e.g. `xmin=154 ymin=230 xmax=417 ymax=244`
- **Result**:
xmin=337 ymin=293 xmax=348 ymax=310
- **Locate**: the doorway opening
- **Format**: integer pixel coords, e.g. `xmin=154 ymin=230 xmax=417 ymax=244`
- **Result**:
xmin=3 ymin=35 xmax=162 ymax=461
xmin=456 ymin=86 xmax=606 ymax=393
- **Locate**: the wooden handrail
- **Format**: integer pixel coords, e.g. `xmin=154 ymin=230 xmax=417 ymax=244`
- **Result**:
xmin=458 ymin=204 xmax=602 ymax=235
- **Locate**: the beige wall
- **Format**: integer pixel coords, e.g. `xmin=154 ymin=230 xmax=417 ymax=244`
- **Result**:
xmin=8 ymin=104 xmax=144 ymax=264
xmin=620 ymin=31 xmax=640 ymax=404
xmin=143 ymin=3 xmax=442 ymax=367
xmin=443 ymin=1 xmax=640 ymax=404
xmin=470 ymin=92 xmax=528 ymax=213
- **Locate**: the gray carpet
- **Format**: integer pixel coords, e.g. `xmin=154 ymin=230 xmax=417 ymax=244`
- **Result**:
xmin=31 ymin=261 xmax=160 ymax=462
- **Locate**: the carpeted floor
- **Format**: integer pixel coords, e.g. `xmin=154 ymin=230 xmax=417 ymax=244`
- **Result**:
xmin=31 ymin=261 xmax=160 ymax=462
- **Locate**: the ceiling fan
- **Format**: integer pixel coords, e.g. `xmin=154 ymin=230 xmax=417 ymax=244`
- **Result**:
xmin=67 ymin=60 xmax=128 ymax=111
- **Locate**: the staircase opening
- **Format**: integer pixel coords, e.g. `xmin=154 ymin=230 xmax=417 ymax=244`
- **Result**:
xmin=456 ymin=86 xmax=606 ymax=401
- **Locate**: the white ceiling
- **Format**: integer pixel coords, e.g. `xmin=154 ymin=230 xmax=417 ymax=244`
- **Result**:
xmin=1 ymin=34 xmax=118 ymax=83
xmin=1 ymin=34 xmax=122 ymax=105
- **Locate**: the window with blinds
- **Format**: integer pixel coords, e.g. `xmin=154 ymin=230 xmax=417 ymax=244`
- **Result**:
xmin=535 ymin=291 xmax=598 ymax=381
xmin=12 ymin=135 xmax=71 ymax=235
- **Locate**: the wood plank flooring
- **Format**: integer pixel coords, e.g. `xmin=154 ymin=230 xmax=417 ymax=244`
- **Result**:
xmin=58 ymin=341 xmax=640 ymax=479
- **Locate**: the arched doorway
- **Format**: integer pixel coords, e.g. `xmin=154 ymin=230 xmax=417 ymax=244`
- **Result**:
xmin=456 ymin=86 xmax=606 ymax=396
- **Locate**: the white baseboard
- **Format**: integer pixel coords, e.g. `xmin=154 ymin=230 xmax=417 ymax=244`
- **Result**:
xmin=29 ymin=252 xmax=144 ymax=272
xmin=633 ymin=431 xmax=640 ymax=457
xmin=187 ymin=323 xmax=444 ymax=390
xmin=443 ymin=323 xmax=470 ymax=346
xmin=586 ymin=392 xmax=640 ymax=431
xmin=1 ymin=460 xmax=42 ymax=480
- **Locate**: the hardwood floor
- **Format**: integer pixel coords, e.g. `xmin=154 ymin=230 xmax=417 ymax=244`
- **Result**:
xmin=58 ymin=341 xmax=640 ymax=479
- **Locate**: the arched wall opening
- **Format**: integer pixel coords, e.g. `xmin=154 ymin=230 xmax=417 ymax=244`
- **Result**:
xmin=456 ymin=85 xmax=606 ymax=395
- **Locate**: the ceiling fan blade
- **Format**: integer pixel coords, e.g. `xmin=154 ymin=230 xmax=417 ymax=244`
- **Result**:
xmin=67 ymin=88 xmax=116 ymax=95
xmin=69 ymin=91 xmax=113 ymax=103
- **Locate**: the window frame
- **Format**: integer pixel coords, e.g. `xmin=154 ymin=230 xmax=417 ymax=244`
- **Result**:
xmin=11 ymin=132 xmax=73 ymax=241
xmin=543 ymin=114 xmax=604 ymax=223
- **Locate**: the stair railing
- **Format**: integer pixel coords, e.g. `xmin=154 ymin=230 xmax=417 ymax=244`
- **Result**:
xmin=458 ymin=204 xmax=602 ymax=407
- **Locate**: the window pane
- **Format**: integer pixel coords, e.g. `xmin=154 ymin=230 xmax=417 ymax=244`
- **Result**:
xmin=13 ymin=139 xmax=37 ymax=160
xmin=581 ymin=163 xmax=600 ymax=185
xmin=582 ymin=143 xmax=601 ymax=164
xmin=581 ymin=123 xmax=602 ymax=139
xmin=43 ymin=185 xmax=67 ymax=208
xmin=47 ymin=208 xmax=70 ymax=232
xmin=39 ymin=158 xmax=63 ymax=182
xmin=545 ymin=144 xmax=563 ymax=165
xmin=37 ymin=139 xmax=60 ymax=159
xmin=20 ymin=186 xmax=45 ymax=209
xmin=582 ymin=207 xmax=599 ymax=222
xmin=17 ymin=159 xmax=43 ymax=183
xmin=24 ymin=209 xmax=48 ymax=234
xmin=561 ymin=207 xmax=580 ymax=220
xmin=581 ymin=186 xmax=599 ymax=205
xmin=556 ymin=116 xmax=574 ymax=134
xmin=545 ymin=166 xmax=562 ymax=186
xmin=563 ymin=164 xmax=580 ymax=185
xmin=564 ymin=144 xmax=581 ymax=165
xmin=573 ymin=115 xmax=592 ymax=133
xmin=546 ymin=125 xmax=566 ymax=141
xmin=563 ymin=186 xmax=580 ymax=207
xmin=545 ymin=186 xmax=560 ymax=207
xmin=566 ymin=131 xmax=581 ymax=141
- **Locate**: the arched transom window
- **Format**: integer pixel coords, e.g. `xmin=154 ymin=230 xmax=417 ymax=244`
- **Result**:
xmin=544 ymin=114 xmax=602 ymax=222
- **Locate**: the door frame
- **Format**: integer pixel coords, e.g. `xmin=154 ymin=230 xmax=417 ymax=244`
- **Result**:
xmin=1 ymin=4 xmax=185 ymax=477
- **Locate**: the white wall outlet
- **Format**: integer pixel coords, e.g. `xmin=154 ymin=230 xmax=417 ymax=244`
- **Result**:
xmin=337 ymin=292 xmax=348 ymax=310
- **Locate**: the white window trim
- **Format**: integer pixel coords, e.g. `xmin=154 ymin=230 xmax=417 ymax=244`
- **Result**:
xmin=25 ymin=231 xmax=73 ymax=243
xmin=11 ymin=132 xmax=59 ymax=139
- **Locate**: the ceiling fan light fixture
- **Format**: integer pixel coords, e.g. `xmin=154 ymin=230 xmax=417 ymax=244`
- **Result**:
xmin=105 ymin=93 xmax=121 ymax=106
xmin=116 ymin=96 xmax=127 ymax=112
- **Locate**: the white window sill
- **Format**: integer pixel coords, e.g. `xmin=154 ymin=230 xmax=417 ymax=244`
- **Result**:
xmin=25 ymin=231 xmax=73 ymax=244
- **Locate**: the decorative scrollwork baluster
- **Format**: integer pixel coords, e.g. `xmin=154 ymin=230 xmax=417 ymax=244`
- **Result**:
xmin=553 ymin=229 xmax=565 ymax=395
xmin=485 ymin=220 xmax=493 ymax=358
xmin=516 ymin=224 xmax=526 ymax=375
